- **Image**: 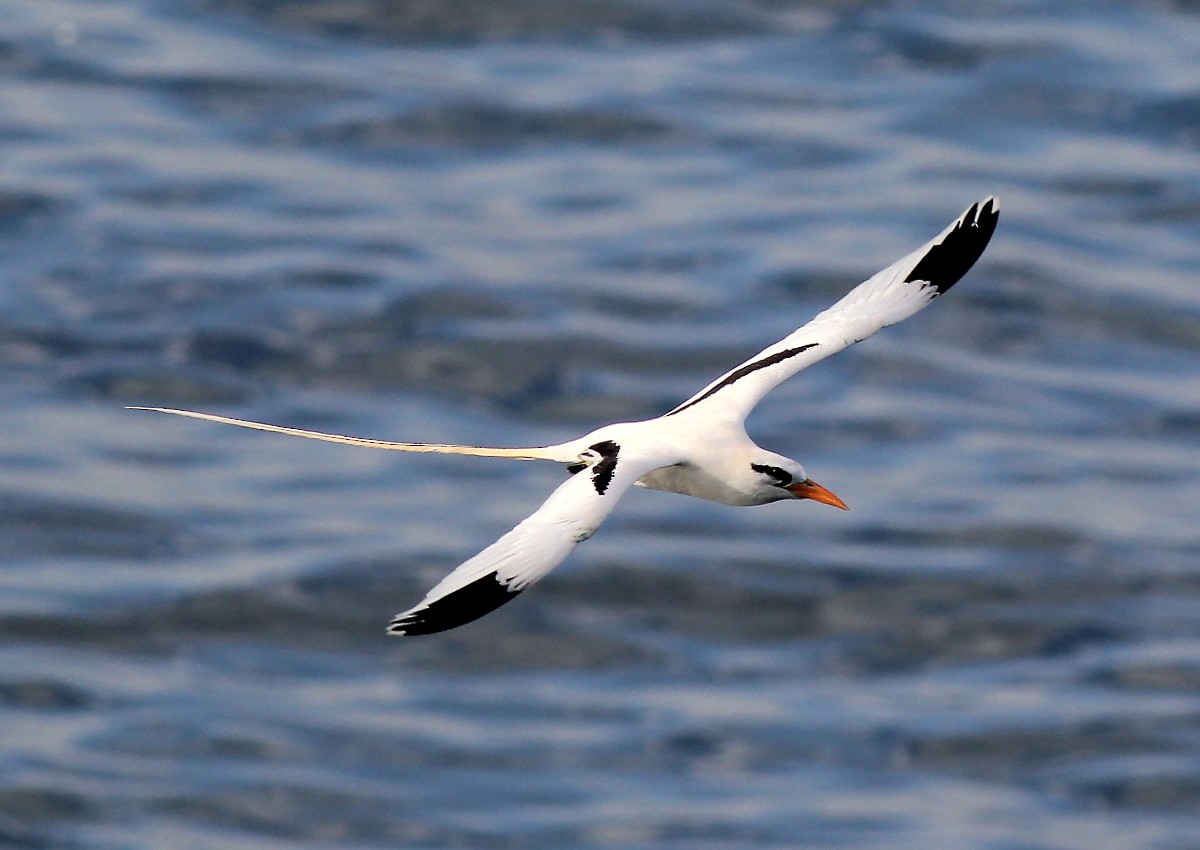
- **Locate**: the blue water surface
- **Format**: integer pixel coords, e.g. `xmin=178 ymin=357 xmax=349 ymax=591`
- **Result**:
xmin=3 ymin=1 xmax=1200 ymax=848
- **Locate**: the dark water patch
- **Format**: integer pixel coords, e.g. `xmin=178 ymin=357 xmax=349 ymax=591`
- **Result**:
xmin=0 ymin=830 xmax=55 ymax=850
xmin=1043 ymin=295 xmax=1200 ymax=355
xmin=0 ymin=36 xmax=38 ymax=74
xmin=301 ymin=102 xmax=679 ymax=154
xmin=765 ymin=269 xmax=877 ymax=303
xmin=150 ymin=784 xmax=437 ymax=843
xmin=827 ymin=609 xmax=1119 ymax=674
xmin=1154 ymin=0 xmax=1200 ymax=11
xmin=1129 ymin=196 xmax=1200 ymax=225
xmin=116 ymin=179 xmax=266 ymax=211
xmin=871 ymin=23 xmax=989 ymax=71
xmin=0 ymin=493 xmax=187 ymax=561
xmin=717 ymin=135 xmax=870 ymax=170
xmin=280 ymin=266 xmax=383 ymax=290
xmin=95 ymin=717 xmax=307 ymax=763
xmin=0 ymin=831 xmax=47 ymax=850
xmin=0 ymin=328 xmax=94 ymax=367
xmin=1047 ymin=175 xmax=1170 ymax=200
xmin=533 ymin=189 xmax=628 ymax=214
xmin=846 ymin=521 xmax=1088 ymax=554
xmin=300 ymin=335 xmax=568 ymax=409
xmin=598 ymin=245 xmax=740 ymax=275
xmin=91 ymin=291 xmax=571 ymax=410
xmin=905 ymin=723 xmax=1168 ymax=785
xmin=1088 ymin=661 xmax=1200 ymax=693
xmin=225 ymin=298 xmax=611 ymax=410
xmin=523 ymin=559 xmax=1180 ymax=675
xmin=833 ymin=568 xmax=1167 ymax=668
xmin=551 ymin=563 xmax=826 ymax=644
xmin=379 ymin=287 xmax=535 ymax=329
xmin=202 ymin=0 xmax=767 ymax=46
xmin=1125 ymin=93 xmax=1200 ymax=149
xmin=151 ymin=779 xmax=604 ymax=847
xmin=0 ymin=567 xmax=395 ymax=654
xmin=891 ymin=257 xmax=1200 ymax=362
xmin=934 ymin=79 xmax=1141 ymax=142
xmin=126 ymin=698 xmax=640 ymax=776
xmin=71 ymin=367 xmax=255 ymax=408
xmin=567 ymin=290 xmax=708 ymax=323
xmin=0 ymin=777 xmax=102 ymax=850
xmin=0 ymin=557 xmax=658 ymax=670
xmin=0 ymin=679 xmax=93 ymax=711
xmin=178 ymin=331 xmax=293 ymax=373
xmin=1067 ymin=769 xmax=1200 ymax=813
xmin=814 ymin=572 xmax=1151 ymax=673
xmin=0 ymin=191 xmax=62 ymax=227
xmin=148 ymin=74 xmax=352 ymax=127
xmin=0 ymin=789 xmax=94 ymax=825
xmin=99 ymin=218 xmax=319 ymax=260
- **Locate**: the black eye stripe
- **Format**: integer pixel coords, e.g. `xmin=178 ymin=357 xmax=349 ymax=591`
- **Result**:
xmin=751 ymin=463 xmax=792 ymax=486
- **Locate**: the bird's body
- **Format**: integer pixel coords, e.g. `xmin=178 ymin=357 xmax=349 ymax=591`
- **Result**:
xmin=580 ymin=416 xmax=799 ymax=506
xmin=132 ymin=198 xmax=999 ymax=636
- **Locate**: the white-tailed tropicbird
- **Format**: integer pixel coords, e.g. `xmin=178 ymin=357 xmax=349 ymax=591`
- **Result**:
xmin=131 ymin=198 xmax=999 ymax=635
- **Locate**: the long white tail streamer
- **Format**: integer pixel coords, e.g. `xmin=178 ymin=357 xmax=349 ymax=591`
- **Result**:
xmin=126 ymin=407 xmax=565 ymax=461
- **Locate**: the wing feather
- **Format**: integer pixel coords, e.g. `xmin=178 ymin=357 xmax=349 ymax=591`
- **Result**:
xmin=665 ymin=197 xmax=999 ymax=420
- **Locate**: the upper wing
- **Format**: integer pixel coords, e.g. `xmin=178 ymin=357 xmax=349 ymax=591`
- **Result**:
xmin=388 ymin=441 xmax=676 ymax=636
xmin=664 ymin=197 xmax=999 ymax=421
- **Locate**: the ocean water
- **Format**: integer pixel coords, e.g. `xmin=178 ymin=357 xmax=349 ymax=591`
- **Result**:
xmin=3 ymin=0 xmax=1200 ymax=847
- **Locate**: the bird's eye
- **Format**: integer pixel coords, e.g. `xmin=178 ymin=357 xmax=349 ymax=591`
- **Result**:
xmin=751 ymin=463 xmax=792 ymax=487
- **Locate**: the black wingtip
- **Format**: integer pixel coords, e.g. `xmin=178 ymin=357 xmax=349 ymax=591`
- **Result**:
xmin=387 ymin=572 xmax=522 ymax=636
xmin=904 ymin=196 xmax=1000 ymax=297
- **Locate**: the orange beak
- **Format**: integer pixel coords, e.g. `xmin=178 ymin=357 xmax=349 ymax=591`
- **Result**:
xmin=786 ymin=478 xmax=849 ymax=510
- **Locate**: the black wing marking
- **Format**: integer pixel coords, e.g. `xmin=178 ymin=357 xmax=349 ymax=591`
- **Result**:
xmin=588 ymin=440 xmax=620 ymax=495
xmin=389 ymin=572 xmax=521 ymax=636
xmin=665 ymin=343 xmax=819 ymax=416
xmin=904 ymin=198 xmax=999 ymax=296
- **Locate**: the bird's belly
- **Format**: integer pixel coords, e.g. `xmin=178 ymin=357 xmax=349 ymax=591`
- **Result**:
xmin=636 ymin=464 xmax=764 ymax=507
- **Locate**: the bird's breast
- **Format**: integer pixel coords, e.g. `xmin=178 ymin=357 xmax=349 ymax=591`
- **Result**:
xmin=636 ymin=463 xmax=765 ymax=507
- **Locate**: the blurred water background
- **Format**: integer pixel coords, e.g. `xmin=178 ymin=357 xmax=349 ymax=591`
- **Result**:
xmin=3 ymin=0 xmax=1200 ymax=847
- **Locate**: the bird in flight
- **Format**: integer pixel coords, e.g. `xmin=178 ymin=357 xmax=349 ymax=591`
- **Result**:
xmin=132 ymin=198 xmax=998 ymax=636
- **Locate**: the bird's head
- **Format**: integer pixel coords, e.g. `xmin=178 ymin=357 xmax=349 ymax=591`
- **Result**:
xmin=747 ymin=454 xmax=849 ymax=510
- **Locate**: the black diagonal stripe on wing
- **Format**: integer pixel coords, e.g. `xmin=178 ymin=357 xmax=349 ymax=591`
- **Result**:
xmin=905 ymin=198 xmax=999 ymax=296
xmin=666 ymin=343 xmax=819 ymax=416
xmin=388 ymin=572 xmax=521 ymax=636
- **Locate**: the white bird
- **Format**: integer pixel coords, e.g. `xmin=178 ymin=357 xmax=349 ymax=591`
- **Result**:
xmin=131 ymin=198 xmax=998 ymax=636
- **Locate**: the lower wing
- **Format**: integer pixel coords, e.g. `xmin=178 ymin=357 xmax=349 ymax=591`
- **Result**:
xmin=389 ymin=444 xmax=674 ymax=636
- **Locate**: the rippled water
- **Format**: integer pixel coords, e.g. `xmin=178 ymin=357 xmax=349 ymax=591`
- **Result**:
xmin=3 ymin=0 xmax=1200 ymax=847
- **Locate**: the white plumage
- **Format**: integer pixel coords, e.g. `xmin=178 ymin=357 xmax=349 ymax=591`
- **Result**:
xmin=132 ymin=197 xmax=999 ymax=635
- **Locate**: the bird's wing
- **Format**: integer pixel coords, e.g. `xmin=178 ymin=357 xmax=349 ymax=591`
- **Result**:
xmin=389 ymin=441 xmax=675 ymax=636
xmin=664 ymin=197 xmax=999 ymax=421
xmin=126 ymin=407 xmax=573 ymax=462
